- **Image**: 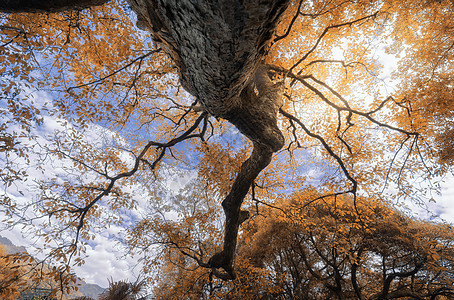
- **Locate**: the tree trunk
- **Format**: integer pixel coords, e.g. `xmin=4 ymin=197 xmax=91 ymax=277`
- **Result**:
xmin=0 ymin=0 xmax=291 ymax=278
xmin=128 ymin=0 xmax=290 ymax=277
xmin=129 ymin=0 xmax=289 ymax=149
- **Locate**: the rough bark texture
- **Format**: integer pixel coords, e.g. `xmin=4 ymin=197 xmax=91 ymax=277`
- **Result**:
xmin=0 ymin=0 xmax=109 ymax=12
xmin=128 ymin=0 xmax=289 ymax=150
xmin=0 ymin=0 xmax=290 ymax=278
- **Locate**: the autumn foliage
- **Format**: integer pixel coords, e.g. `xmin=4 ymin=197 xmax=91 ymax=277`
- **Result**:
xmin=0 ymin=0 xmax=453 ymax=297
xmin=0 ymin=245 xmax=25 ymax=299
xmin=0 ymin=244 xmax=80 ymax=299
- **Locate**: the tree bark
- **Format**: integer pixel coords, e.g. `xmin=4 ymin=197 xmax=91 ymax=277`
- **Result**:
xmin=129 ymin=0 xmax=289 ymax=148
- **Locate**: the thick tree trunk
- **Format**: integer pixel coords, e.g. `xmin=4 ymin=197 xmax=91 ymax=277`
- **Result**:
xmin=128 ymin=0 xmax=289 ymax=150
xmin=1 ymin=0 xmax=291 ymax=278
xmin=128 ymin=1 xmax=290 ymax=277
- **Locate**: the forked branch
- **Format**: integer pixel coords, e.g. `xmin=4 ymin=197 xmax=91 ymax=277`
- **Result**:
xmin=280 ymin=108 xmax=357 ymax=196
xmin=42 ymin=112 xmax=208 ymax=267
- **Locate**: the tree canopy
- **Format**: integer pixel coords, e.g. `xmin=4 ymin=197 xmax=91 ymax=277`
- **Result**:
xmin=0 ymin=0 xmax=453 ymax=297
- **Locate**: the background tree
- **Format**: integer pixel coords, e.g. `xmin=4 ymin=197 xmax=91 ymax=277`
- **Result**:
xmin=0 ymin=245 xmax=25 ymax=299
xmin=74 ymin=279 xmax=146 ymax=300
xmin=0 ymin=0 xmax=453 ymax=295
xmin=0 ymin=244 xmax=80 ymax=299
xmin=151 ymin=193 xmax=454 ymax=299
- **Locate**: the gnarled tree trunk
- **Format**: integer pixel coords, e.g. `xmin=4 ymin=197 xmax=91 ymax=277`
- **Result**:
xmin=129 ymin=0 xmax=289 ymax=150
xmin=129 ymin=1 xmax=290 ymax=278
xmin=1 ymin=0 xmax=291 ymax=278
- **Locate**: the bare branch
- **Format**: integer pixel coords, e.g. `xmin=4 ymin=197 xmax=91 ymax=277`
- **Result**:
xmin=66 ymin=49 xmax=161 ymax=92
xmin=288 ymin=12 xmax=380 ymax=74
xmin=280 ymin=108 xmax=357 ymax=195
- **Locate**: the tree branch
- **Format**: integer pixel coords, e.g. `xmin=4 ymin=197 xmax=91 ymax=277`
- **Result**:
xmin=59 ymin=112 xmax=208 ymax=266
xmin=288 ymin=11 xmax=380 ymax=74
xmin=66 ymin=49 xmax=161 ymax=92
xmin=272 ymin=0 xmax=304 ymax=45
xmin=280 ymin=108 xmax=357 ymax=196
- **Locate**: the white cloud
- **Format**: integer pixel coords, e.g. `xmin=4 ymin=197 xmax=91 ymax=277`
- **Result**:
xmin=74 ymin=236 xmax=140 ymax=287
xmin=404 ymin=173 xmax=454 ymax=225
xmin=434 ymin=173 xmax=454 ymax=223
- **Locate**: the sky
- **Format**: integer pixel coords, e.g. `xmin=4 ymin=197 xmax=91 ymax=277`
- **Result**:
xmin=417 ymin=173 xmax=454 ymax=223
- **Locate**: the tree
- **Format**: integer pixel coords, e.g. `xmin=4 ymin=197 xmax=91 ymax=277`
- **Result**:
xmin=0 ymin=0 xmax=453 ymax=292
xmin=0 ymin=245 xmax=24 ymax=299
xmin=74 ymin=279 xmax=147 ymax=300
xmin=0 ymin=244 xmax=77 ymax=300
